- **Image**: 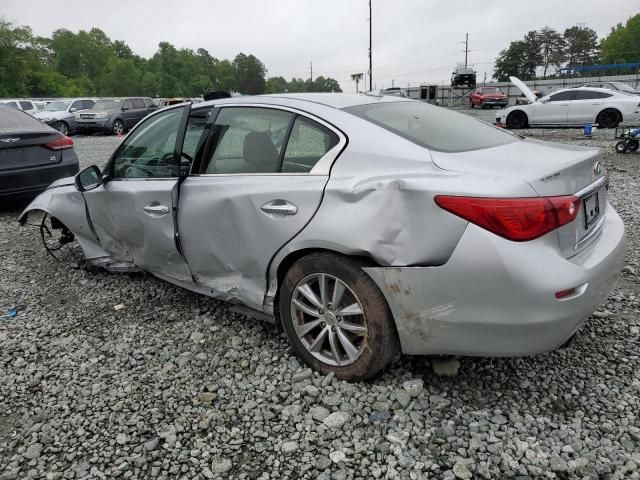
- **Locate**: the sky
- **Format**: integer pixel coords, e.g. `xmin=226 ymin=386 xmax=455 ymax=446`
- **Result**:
xmin=2 ymin=0 xmax=638 ymax=93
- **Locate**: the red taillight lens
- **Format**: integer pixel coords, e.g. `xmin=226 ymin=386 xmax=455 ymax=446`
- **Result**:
xmin=434 ymin=195 xmax=580 ymax=242
xmin=45 ymin=136 xmax=73 ymax=150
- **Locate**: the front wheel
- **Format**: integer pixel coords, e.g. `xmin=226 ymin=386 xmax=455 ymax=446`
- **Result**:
xmin=279 ymin=253 xmax=399 ymax=381
xmin=112 ymin=119 xmax=124 ymax=136
xmin=506 ymin=110 xmax=528 ymax=129
xmin=55 ymin=121 xmax=69 ymax=136
xmin=616 ymin=141 xmax=629 ymax=153
xmin=597 ymin=109 xmax=621 ymax=129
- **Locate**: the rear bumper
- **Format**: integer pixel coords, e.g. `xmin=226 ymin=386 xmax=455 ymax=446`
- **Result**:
xmin=364 ymin=203 xmax=625 ymax=356
xmin=0 ymin=157 xmax=79 ymax=199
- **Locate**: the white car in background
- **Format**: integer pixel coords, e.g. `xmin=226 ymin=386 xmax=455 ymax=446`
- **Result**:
xmin=0 ymin=99 xmax=39 ymax=115
xmin=498 ymin=77 xmax=640 ymax=129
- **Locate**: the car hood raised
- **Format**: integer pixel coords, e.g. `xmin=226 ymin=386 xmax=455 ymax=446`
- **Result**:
xmin=510 ymin=76 xmax=537 ymax=104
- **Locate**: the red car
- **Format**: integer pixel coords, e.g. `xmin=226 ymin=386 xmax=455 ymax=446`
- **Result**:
xmin=469 ymin=87 xmax=508 ymax=109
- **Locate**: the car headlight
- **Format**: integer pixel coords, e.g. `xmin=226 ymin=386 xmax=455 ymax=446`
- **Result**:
xmin=94 ymin=112 xmax=108 ymax=119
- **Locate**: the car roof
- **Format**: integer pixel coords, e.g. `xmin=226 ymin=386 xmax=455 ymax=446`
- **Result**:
xmin=198 ymin=93 xmax=413 ymax=110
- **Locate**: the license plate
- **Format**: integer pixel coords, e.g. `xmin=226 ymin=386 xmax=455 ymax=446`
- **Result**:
xmin=583 ymin=191 xmax=600 ymax=228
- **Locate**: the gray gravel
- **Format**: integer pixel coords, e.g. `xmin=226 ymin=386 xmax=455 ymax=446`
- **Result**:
xmin=1 ymin=125 xmax=639 ymax=479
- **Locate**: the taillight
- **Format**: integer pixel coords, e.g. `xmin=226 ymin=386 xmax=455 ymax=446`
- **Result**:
xmin=45 ymin=136 xmax=73 ymax=150
xmin=434 ymin=195 xmax=580 ymax=242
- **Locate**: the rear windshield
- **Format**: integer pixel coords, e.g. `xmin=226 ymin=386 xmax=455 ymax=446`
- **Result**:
xmin=93 ymin=100 xmax=121 ymax=110
xmin=481 ymin=88 xmax=503 ymax=94
xmin=344 ymin=101 xmax=519 ymax=152
xmin=0 ymin=107 xmax=54 ymax=134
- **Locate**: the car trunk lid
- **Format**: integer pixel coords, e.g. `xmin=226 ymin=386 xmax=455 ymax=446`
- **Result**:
xmin=430 ymin=138 xmax=608 ymax=257
xmin=0 ymin=131 xmax=63 ymax=171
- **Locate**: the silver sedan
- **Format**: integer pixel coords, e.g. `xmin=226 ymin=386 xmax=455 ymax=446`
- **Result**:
xmin=20 ymin=93 xmax=625 ymax=380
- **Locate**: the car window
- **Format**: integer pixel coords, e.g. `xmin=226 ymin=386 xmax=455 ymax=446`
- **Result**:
xmin=70 ymin=101 xmax=83 ymax=111
xmin=182 ymin=108 xmax=214 ymax=167
xmin=144 ymin=98 xmax=156 ymax=108
xmin=82 ymin=100 xmax=96 ymax=109
xmin=0 ymin=107 xmax=53 ymax=132
xmin=111 ymin=107 xmax=184 ymax=179
xmin=575 ymin=91 xmax=604 ymax=100
xmin=132 ymin=99 xmax=145 ymax=109
xmin=282 ymin=117 xmax=339 ymax=173
xmin=549 ymin=91 xmax=576 ymax=102
xmin=122 ymin=99 xmax=134 ymax=110
xmin=203 ymin=107 xmax=294 ymax=174
xmin=598 ymin=92 xmax=613 ymax=98
xmin=20 ymin=101 xmax=33 ymax=110
xmin=344 ymin=101 xmax=518 ymax=153
xmin=4 ymin=102 xmax=18 ymax=109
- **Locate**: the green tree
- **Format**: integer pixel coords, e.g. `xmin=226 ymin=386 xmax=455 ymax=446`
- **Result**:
xmin=233 ymin=53 xmax=266 ymax=94
xmin=538 ymin=27 xmax=565 ymax=78
xmin=564 ymin=25 xmax=599 ymax=67
xmin=600 ymin=14 xmax=640 ymax=65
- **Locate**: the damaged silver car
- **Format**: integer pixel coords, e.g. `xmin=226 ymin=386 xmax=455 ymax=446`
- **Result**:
xmin=20 ymin=94 xmax=625 ymax=380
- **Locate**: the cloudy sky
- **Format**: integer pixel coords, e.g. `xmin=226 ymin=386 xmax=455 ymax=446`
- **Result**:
xmin=2 ymin=0 xmax=638 ymax=92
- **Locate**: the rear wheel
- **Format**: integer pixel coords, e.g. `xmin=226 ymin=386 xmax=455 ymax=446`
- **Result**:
xmin=506 ymin=110 xmax=528 ymax=129
xmin=55 ymin=121 xmax=69 ymax=136
xmin=279 ymin=253 xmax=399 ymax=381
xmin=596 ymin=109 xmax=621 ymax=129
xmin=112 ymin=119 xmax=124 ymax=136
xmin=627 ymin=140 xmax=639 ymax=152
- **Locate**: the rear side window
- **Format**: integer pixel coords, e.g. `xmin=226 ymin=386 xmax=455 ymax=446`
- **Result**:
xmin=575 ymin=91 xmax=604 ymax=100
xmin=132 ymin=99 xmax=145 ymax=109
xmin=20 ymin=101 xmax=33 ymax=110
xmin=0 ymin=107 xmax=54 ymax=133
xmin=282 ymin=117 xmax=338 ymax=172
xmin=344 ymin=101 xmax=518 ymax=153
xmin=144 ymin=98 xmax=156 ymax=108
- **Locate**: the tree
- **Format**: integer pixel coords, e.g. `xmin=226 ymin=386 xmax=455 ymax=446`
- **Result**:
xmin=564 ymin=25 xmax=599 ymax=67
xmin=600 ymin=14 xmax=640 ymax=65
xmin=266 ymin=76 xmax=288 ymax=93
xmin=493 ymin=41 xmax=531 ymax=81
xmin=537 ymin=27 xmax=565 ymax=78
xmin=233 ymin=53 xmax=266 ymax=94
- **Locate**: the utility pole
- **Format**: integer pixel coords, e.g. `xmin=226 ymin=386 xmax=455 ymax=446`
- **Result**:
xmin=463 ymin=33 xmax=469 ymax=68
xmin=310 ymin=61 xmax=313 ymax=83
xmin=368 ymin=0 xmax=372 ymax=91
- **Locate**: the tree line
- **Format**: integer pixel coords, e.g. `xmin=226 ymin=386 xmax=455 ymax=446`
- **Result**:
xmin=0 ymin=20 xmax=342 ymax=98
xmin=493 ymin=14 xmax=640 ymax=81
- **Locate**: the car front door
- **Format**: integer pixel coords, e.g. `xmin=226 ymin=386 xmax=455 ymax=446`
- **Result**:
xmin=121 ymin=99 xmax=136 ymax=128
xmin=568 ymin=90 xmax=603 ymax=124
xmin=81 ymin=104 xmax=193 ymax=282
xmin=531 ymin=90 xmax=576 ymax=124
xmin=178 ymin=105 xmax=344 ymax=311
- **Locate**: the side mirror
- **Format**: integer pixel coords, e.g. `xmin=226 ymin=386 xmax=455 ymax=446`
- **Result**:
xmin=75 ymin=165 xmax=103 ymax=192
xmin=121 ymin=106 xmax=129 ymax=111
xmin=70 ymin=107 xmax=78 ymax=113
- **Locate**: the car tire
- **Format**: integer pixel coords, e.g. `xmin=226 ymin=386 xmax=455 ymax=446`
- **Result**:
xmin=55 ymin=121 xmax=69 ymax=136
xmin=112 ymin=119 xmax=124 ymax=136
xmin=470 ymin=102 xmax=474 ymax=109
xmin=279 ymin=252 xmax=400 ymax=381
xmin=596 ymin=109 xmax=621 ymax=129
xmin=506 ymin=110 xmax=528 ymax=129
xmin=628 ymin=140 xmax=639 ymax=152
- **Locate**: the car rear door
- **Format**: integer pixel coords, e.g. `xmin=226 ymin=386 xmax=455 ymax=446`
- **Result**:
xmin=531 ymin=90 xmax=575 ymax=124
xmin=568 ymin=90 xmax=604 ymax=124
xmin=178 ymin=105 xmax=345 ymax=311
xmin=81 ymin=104 xmax=193 ymax=281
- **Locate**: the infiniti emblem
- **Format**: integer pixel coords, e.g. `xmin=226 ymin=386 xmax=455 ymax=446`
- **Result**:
xmin=0 ymin=138 xmax=20 ymax=143
xmin=593 ymin=161 xmax=602 ymax=176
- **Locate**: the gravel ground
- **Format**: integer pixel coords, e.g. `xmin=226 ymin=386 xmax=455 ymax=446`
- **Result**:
xmin=1 ymin=123 xmax=639 ymax=480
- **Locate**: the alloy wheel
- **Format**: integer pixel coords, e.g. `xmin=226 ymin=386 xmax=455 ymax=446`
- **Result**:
xmin=290 ymin=273 xmax=367 ymax=367
xmin=113 ymin=121 xmax=124 ymax=135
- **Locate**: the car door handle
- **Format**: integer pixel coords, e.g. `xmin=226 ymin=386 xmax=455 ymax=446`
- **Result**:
xmin=143 ymin=204 xmax=170 ymax=216
xmin=261 ymin=200 xmax=298 ymax=216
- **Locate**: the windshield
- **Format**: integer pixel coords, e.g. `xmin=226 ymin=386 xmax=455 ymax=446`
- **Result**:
xmin=43 ymin=101 xmax=71 ymax=112
xmin=481 ymin=88 xmax=503 ymax=94
xmin=345 ymin=101 xmax=519 ymax=153
xmin=611 ymin=82 xmax=638 ymax=93
xmin=93 ymin=100 xmax=121 ymax=110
